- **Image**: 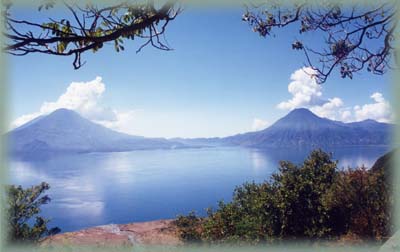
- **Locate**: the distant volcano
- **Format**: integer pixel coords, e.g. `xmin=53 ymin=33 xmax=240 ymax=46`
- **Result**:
xmin=8 ymin=108 xmax=392 ymax=156
xmin=8 ymin=108 xmax=185 ymax=155
xmin=222 ymin=108 xmax=392 ymax=148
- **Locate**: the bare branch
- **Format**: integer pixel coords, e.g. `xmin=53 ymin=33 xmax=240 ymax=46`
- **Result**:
xmin=3 ymin=0 xmax=180 ymax=69
xmin=243 ymin=2 xmax=397 ymax=83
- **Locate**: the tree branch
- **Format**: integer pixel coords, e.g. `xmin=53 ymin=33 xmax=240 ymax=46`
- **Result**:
xmin=3 ymin=0 xmax=180 ymax=69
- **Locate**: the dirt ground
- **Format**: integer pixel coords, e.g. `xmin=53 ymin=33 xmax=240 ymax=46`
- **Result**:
xmin=40 ymin=219 xmax=182 ymax=247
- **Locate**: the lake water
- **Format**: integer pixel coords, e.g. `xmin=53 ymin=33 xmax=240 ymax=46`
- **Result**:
xmin=9 ymin=146 xmax=389 ymax=233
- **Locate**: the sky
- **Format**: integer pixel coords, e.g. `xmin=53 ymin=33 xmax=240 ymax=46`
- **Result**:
xmin=8 ymin=5 xmax=394 ymax=138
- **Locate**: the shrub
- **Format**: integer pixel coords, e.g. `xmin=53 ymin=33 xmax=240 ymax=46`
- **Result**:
xmin=174 ymin=211 xmax=203 ymax=243
xmin=324 ymin=165 xmax=393 ymax=240
xmin=176 ymin=149 xmax=393 ymax=244
xmin=5 ymin=182 xmax=60 ymax=244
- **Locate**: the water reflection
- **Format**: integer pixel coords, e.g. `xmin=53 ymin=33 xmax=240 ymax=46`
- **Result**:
xmin=251 ymin=151 xmax=268 ymax=172
xmin=248 ymin=146 xmax=389 ymax=171
xmin=9 ymin=146 xmax=390 ymax=232
xmin=10 ymin=155 xmax=107 ymax=226
xmin=55 ymin=198 xmax=104 ymax=217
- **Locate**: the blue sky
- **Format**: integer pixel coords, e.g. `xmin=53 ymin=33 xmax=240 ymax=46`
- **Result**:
xmin=8 ymin=6 xmax=393 ymax=138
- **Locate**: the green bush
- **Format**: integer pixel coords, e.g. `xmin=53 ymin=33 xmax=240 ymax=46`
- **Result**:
xmin=202 ymin=182 xmax=276 ymax=244
xmin=5 ymin=182 xmax=60 ymax=244
xmin=175 ymin=211 xmax=203 ymax=243
xmin=176 ymin=149 xmax=392 ymax=244
xmin=325 ymin=165 xmax=393 ymax=239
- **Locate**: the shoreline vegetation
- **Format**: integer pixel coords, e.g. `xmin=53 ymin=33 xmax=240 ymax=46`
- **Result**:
xmin=174 ymin=149 xmax=393 ymax=245
xmin=6 ymin=149 xmax=394 ymax=247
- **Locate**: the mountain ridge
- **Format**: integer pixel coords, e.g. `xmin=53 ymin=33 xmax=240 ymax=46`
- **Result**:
xmin=9 ymin=108 xmax=392 ymax=156
xmin=8 ymin=109 xmax=185 ymax=156
xmin=220 ymin=108 xmax=391 ymax=148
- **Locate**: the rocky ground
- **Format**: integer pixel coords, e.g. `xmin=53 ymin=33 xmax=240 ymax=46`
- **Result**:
xmin=40 ymin=219 xmax=182 ymax=247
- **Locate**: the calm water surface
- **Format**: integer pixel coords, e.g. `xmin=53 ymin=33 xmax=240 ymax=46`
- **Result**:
xmin=9 ymin=146 xmax=389 ymax=232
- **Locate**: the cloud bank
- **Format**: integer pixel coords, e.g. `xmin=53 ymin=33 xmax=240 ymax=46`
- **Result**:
xmin=277 ymin=67 xmax=393 ymax=123
xmin=252 ymin=118 xmax=270 ymax=131
xmin=12 ymin=77 xmax=138 ymax=134
xmin=353 ymin=92 xmax=393 ymax=123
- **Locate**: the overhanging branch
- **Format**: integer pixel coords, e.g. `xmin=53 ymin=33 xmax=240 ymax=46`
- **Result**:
xmin=3 ymin=0 xmax=181 ymax=69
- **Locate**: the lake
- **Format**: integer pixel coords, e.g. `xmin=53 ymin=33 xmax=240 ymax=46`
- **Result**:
xmin=9 ymin=146 xmax=389 ymax=233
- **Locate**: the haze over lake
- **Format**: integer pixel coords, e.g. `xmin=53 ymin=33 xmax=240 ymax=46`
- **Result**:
xmin=9 ymin=146 xmax=389 ymax=232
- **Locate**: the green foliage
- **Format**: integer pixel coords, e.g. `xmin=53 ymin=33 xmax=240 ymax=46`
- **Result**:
xmin=202 ymin=182 xmax=276 ymax=244
xmin=175 ymin=211 xmax=203 ymax=243
xmin=325 ymin=165 xmax=393 ymax=240
xmin=176 ymin=149 xmax=392 ymax=244
xmin=5 ymin=182 xmax=60 ymax=244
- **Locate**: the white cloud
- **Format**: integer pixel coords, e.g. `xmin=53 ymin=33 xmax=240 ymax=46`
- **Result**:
xmin=39 ymin=76 xmax=106 ymax=117
xmin=277 ymin=67 xmax=393 ymax=123
xmin=309 ymin=97 xmax=345 ymax=121
xmin=340 ymin=110 xmax=352 ymax=122
xmin=11 ymin=77 xmax=138 ymax=134
xmin=11 ymin=112 xmax=42 ymax=129
xmin=353 ymin=92 xmax=393 ymax=123
xmin=252 ymin=118 xmax=269 ymax=131
xmin=94 ymin=110 xmax=139 ymax=135
xmin=277 ymin=67 xmax=323 ymax=110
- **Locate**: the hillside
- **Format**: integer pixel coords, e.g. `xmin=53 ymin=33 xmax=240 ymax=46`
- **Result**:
xmin=222 ymin=108 xmax=392 ymax=148
xmin=9 ymin=109 xmax=185 ymax=156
